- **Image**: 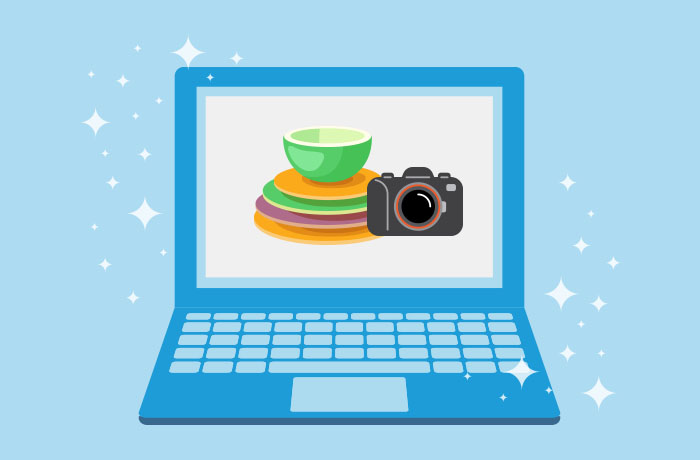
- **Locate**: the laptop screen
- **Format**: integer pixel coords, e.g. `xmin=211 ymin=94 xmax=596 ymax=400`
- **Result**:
xmin=196 ymin=87 xmax=502 ymax=289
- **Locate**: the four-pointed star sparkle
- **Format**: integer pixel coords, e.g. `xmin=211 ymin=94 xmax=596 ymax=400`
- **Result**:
xmin=583 ymin=377 xmax=614 ymax=409
xmin=155 ymin=97 xmax=163 ymax=104
xmin=129 ymin=198 xmax=161 ymax=229
xmin=573 ymin=237 xmax=590 ymax=254
xmin=560 ymin=345 xmax=575 ymax=362
xmin=231 ymin=52 xmax=243 ymax=64
xmin=546 ymin=278 xmax=576 ymax=309
xmin=591 ymin=296 xmax=607 ymax=311
xmin=82 ymin=109 xmax=109 ymax=136
xmin=117 ymin=74 xmax=129 ymax=87
xmin=172 ymin=37 xmax=204 ymax=67
xmin=106 ymin=176 xmax=119 ymax=189
xmin=560 ymin=174 xmax=575 ymax=191
xmin=88 ymin=70 xmax=95 ymax=78
xmin=101 ymin=149 xmax=110 ymax=158
xmin=127 ymin=291 xmax=139 ymax=304
xmin=505 ymin=358 xmax=538 ymax=387
xmin=160 ymin=249 xmax=167 ymax=256
xmin=608 ymin=257 xmax=620 ymax=269
xmin=99 ymin=258 xmax=111 ymax=271
xmin=138 ymin=149 xmax=151 ymax=161
xmin=134 ymin=44 xmax=141 ymax=52
xmin=91 ymin=224 xmax=98 ymax=231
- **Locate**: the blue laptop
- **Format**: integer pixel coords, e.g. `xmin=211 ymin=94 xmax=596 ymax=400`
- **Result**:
xmin=139 ymin=67 xmax=560 ymax=424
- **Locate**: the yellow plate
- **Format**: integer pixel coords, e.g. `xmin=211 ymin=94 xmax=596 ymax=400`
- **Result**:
xmin=254 ymin=212 xmax=380 ymax=245
xmin=274 ymin=168 xmax=379 ymax=200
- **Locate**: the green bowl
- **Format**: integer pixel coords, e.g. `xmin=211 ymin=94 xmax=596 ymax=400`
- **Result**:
xmin=283 ymin=126 xmax=372 ymax=183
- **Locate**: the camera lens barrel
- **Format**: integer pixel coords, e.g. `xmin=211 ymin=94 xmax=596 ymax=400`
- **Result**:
xmin=394 ymin=183 xmax=442 ymax=231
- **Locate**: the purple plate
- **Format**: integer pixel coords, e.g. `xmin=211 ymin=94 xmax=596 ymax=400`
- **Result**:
xmin=255 ymin=195 xmax=367 ymax=228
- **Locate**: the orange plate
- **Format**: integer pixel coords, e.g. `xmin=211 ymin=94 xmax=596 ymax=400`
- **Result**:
xmin=274 ymin=168 xmax=379 ymax=200
xmin=254 ymin=212 xmax=379 ymax=245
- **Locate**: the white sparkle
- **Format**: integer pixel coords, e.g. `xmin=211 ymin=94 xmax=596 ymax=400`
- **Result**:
xmin=591 ymin=296 xmax=607 ymax=312
xmin=464 ymin=373 xmax=471 ymax=380
xmin=117 ymin=74 xmax=129 ymax=87
xmin=106 ymin=176 xmax=119 ymax=189
xmin=598 ymin=349 xmax=606 ymax=358
xmin=560 ymin=345 xmax=575 ymax=362
xmin=101 ymin=149 xmax=110 ymax=158
xmin=82 ymin=109 xmax=109 ymax=136
xmin=499 ymin=394 xmax=507 ymax=401
xmin=172 ymin=37 xmax=204 ymax=67
xmin=573 ymin=237 xmax=590 ymax=254
xmin=560 ymin=174 xmax=575 ymax=191
xmin=91 ymin=224 xmax=98 ymax=231
xmin=546 ymin=278 xmax=576 ymax=310
xmin=138 ymin=148 xmax=151 ymax=161
xmin=588 ymin=210 xmax=594 ymax=218
xmin=132 ymin=112 xmax=140 ymax=120
xmin=155 ymin=97 xmax=163 ymax=104
xmin=578 ymin=320 xmax=585 ymax=328
xmin=134 ymin=44 xmax=141 ymax=52
xmin=88 ymin=70 xmax=95 ymax=78
xmin=207 ymin=73 xmax=214 ymax=81
xmin=583 ymin=377 xmax=614 ymax=410
xmin=231 ymin=52 xmax=243 ymax=64
xmin=505 ymin=358 xmax=538 ymax=387
xmin=129 ymin=198 xmax=161 ymax=229
xmin=608 ymin=257 xmax=620 ymax=270
xmin=160 ymin=249 xmax=167 ymax=256
xmin=127 ymin=291 xmax=139 ymax=304
xmin=545 ymin=387 xmax=553 ymax=394
xmin=99 ymin=258 xmax=111 ymax=271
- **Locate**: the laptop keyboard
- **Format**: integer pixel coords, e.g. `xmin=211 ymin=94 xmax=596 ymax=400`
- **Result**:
xmin=169 ymin=312 xmax=526 ymax=375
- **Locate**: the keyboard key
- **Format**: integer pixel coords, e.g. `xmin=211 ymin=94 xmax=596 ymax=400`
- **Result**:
xmin=174 ymin=347 xmax=204 ymax=359
xmin=350 ymin=313 xmax=375 ymax=320
xmin=323 ymin=313 xmax=348 ymax=320
xmin=460 ymin=334 xmax=490 ymax=345
xmin=405 ymin=313 xmax=430 ymax=320
xmin=235 ymin=361 xmax=266 ymax=373
xmin=296 ymin=313 xmax=320 ymax=320
xmin=397 ymin=322 xmax=425 ymax=332
xmin=335 ymin=334 xmax=363 ymax=345
xmin=367 ymin=334 xmax=395 ymax=345
xmin=186 ymin=313 xmax=211 ymax=320
xmin=209 ymin=334 xmax=239 ymax=345
xmin=491 ymin=335 xmax=521 ymax=345
xmin=427 ymin=322 xmax=456 ymax=332
xmin=366 ymin=322 xmax=394 ymax=332
xmin=458 ymin=322 xmax=486 ymax=332
xmin=367 ymin=348 xmax=396 ymax=359
xmin=305 ymin=322 xmax=332 ymax=332
xmin=303 ymin=348 xmax=332 ymax=359
xmin=399 ymin=347 xmax=428 ymax=359
xmin=489 ymin=313 xmax=513 ymax=320
xmin=498 ymin=361 xmax=524 ymax=372
xmin=268 ymin=313 xmax=293 ymax=320
xmin=178 ymin=334 xmax=207 ymax=346
xmin=244 ymin=322 xmax=272 ymax=332
xmin=429 ymin=335 xmax=458 ymax=345
xmin=335 ymin=348 xmax=364 ymax=359
xmin=466 ymin=361 xmax=497 ymax=373
xmin=182 ymin=322 xmax=211 ymax=333
xmin=304 ymin=335 xmax=332 ymax=345
xmin=378 ymin=313 xmax=403 ymax=320
xmin=169 ymin=361 xmax=201 ymax=373
xmin=433 ymin=313 xmax=458 ymax=320
xmin=488 ymin=322 xmax=517 ymax=333
xmin=433 ymin=361 xmax=464 ymax=373
xmin=430 ymin=348 xmax=460 ymax=359
xmin=463 ymin=348 xmax=493 ymax=359
xmin=275 ymin=322 xmax=302 ymax=332
xmin=202 ymin=361 xmax=233 ymax=373
xmin=271 ymin=347 xmax=300 ymax=359
xmin=461 ymin=313 xmax=485 ymax=320
xmin=206 ymin=348 xmax=236 ymax=359
xmin=398 ymin=334 xmax=427 ymax=345
xmin=241 ymin=313 xmax=266 ymax=320
xmin=239 ymin=348 xmax=269 ymax=359
xmin=272 ymin=334 xmax=301 ymax=345
xmin=213 ymin=313 xmax=238 ymax=320
xmin=213 ymin=322 xmax=241 ymax=333
xmin=268 ymin=361 xmax=430 ymax=373
xmin=335 ymin=322 xmax=363 ymax=332
xmin=241 ymin=334 xmax=270 ymax=345
xmin=495 ymin=348 xmax=525 ymax=359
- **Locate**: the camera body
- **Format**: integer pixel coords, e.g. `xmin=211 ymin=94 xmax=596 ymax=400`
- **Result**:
xmin=367 ymin=167 xmax=463 ymax=236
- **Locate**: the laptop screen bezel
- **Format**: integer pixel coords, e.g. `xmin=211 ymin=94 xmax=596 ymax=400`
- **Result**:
xmin=175 ymin=67 xmax=523 ymax=309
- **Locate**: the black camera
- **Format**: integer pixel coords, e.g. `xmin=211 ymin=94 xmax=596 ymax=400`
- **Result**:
xmin=366 ymin=167 xmax=463 ymax=236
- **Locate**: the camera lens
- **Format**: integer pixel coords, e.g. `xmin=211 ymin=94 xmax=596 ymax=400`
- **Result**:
xmin=400 ymin=188 xmax=437 ymax=225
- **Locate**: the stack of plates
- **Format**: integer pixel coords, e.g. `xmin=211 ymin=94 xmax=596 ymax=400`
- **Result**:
xmin=254 ymin=168 xmax=380 ymax=244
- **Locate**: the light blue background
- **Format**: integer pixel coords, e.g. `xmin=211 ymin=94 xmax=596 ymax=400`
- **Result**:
xmin=1 ymin=1 xmax=697 ymax=458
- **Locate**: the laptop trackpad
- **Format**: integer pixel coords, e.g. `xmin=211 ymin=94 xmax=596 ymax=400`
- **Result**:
xmin=291 ymin=377 xmax=408 ymax=412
